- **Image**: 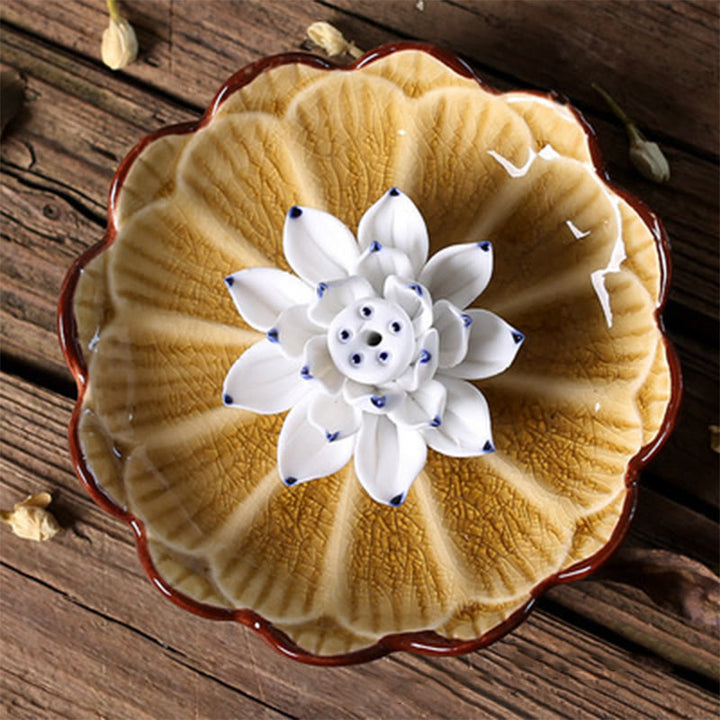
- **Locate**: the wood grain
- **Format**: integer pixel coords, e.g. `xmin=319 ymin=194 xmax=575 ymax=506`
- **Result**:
xmin=1 ymin=1 xmax=718 ymax=715
xmin=0 ymin=376 xmax=715 ymax=718
xmin=5 ymin=0 xmax=717 ymax=158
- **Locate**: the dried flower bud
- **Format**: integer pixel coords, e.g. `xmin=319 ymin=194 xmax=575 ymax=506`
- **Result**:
xmin=628 ymin=126 xmax=671 ymax=184
xmin=102 ymin=16 xmax=138 ymax=71
xmin=592 ymin=83 xmax=670 ymax=184
xmin=307 ymin=21 xmax=363 ymax=59
xmin=0 ymin=492 xmax=61 ymax=542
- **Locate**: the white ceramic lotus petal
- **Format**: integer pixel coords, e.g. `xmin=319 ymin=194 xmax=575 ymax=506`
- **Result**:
xmin=278 ymin=395 xmax=355 ymax=485
xmin=307 ymin=392 xmax=362 ymax=442
xmin=418 ymin=241 xmax=493 ymax=309
xmin=397 ymin=328 xmax=439 ymax=392
xmin=308 ymin=276 xmax=376 ymax=327
xmin=283 ymin=205 xmax=360 ymax=285
xmin=444 ymin=309 xmax=524 ymax=380
xmin=356 ymin=188 xmax=429 ymax=275
xmin=271 ymin=304 xmax=323 ymax=357
xmin=225 ymin=268 xmax=312 ymax=332
xmin=343 ymin=379 xmax=403 ymax=415
xmin=223 ymin=339 xmax=308 ymax=413
xmin=389 ymin=379 xmax=447 ymax=430
xmin=433 ymin=299 xmax=471 ymax=368
xmin=302 ymin=335 xmax=345 ymax=394
xmin=383 ymin=274 xmax=433 ymax=336
xmin=354 ymin=414 xmax=427 ymax=506
xmin=424 ymin=376 xmax=493 ymax=457
xmin=353 ymin=243 xmax=414 ymax=295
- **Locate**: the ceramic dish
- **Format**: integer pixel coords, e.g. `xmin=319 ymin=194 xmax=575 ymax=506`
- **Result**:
xmin=59 ymin=43 xmax=680 ymax=664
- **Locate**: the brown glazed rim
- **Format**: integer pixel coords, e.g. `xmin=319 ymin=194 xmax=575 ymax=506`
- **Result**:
xmin=58 ymin=42 xmax=682 ymax=665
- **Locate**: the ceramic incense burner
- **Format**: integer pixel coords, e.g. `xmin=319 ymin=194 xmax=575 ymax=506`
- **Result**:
xmin=59 ymin=44 xmax=679 ymax=663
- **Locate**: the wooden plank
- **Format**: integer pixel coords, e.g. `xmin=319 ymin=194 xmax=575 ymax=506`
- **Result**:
xmin=2 ymin=371 xmax=719 ymax=712
xmin=1 ymin=22 xmax=716 ymax=507
xmin=2 ymin=5 xmax=718 ymax=320
xmin=0 ymin=565 xmax=291 ymax=720
xmin=4 ymin=0 xmax=717 ymax=159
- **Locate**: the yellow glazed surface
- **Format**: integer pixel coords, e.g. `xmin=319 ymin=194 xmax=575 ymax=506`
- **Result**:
xmin=71 ymin=49 xmax=672 ymax=656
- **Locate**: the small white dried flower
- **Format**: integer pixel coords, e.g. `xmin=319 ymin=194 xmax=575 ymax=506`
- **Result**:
xmin=0 ymin=492 xmax=61 ymax=542
xmin=628 ymin=127 xmax=671 ymax=183
xmin=593 ymin=83 xmax=670 ymax=184
xmin=307 ymin=21 xmax=363 ymax=59
xmin=101 ymin=0 xmax=138 ymax=71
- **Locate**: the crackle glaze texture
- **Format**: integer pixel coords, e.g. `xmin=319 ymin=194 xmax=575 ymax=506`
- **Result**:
xmin=68 ymin=48 xmax=673 ymax=658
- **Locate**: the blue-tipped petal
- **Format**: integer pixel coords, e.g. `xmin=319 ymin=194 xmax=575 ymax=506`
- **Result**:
xmin=355 ymin=415 xmax=426 ymax=506
xmin=483 ymin=440 xmax=495 ymax=453
xmin=419 ymin=241 xmax=494 ymax=309
xmin=419 ymin=349 xmax=432 ymax=364
xmin=300 ymin=365 xmax=313 ymax=380
xmin=425 ymin=377 xmax=492 ymax=458
xmin=433 ymin=300 xmax=470 ymax=369
xmin=223 ymin=393 xmax=233 ymax=405
xmin=308 ymin=393 xmax=362 ymax=443
xmin=430 ymin=415 xmax=442 ymax=428
xmin=308 ymin=276 xmax=376 ymax=327
xmin=224 ymin=268 xmax=312 ymax=332
xmin=369 ymin=240 xmax=382 ymax=252
xmin=408 ymin=283 xmax=424 ymax=297
xmin=443 ymin=309 xmax=525 ymax=381
xmin=477 ymin=241 xmax=492 ymax=252
xmin=289 ymin=206 xmax=302 ymax=218
xmin=357 ymin=189 xmax=429 ymax=275
xmin=266 ymin=327 xmax=279 ymax=343
xmin=371 ymin=394 xmax=387 ymax=409
xmin=278 ymin=395 xmax=355 ymax=487
xmin=223 ymin=340 xmax=308 ymax=414
xmin=283 ymin=205 xmax=359 ymax=285
xmin=283 ymin=476 xmax=298 ymax=486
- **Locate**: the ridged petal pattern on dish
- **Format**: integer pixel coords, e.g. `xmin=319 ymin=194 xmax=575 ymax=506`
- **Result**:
xmin=63 ymin=46 xmax=677 ymax=661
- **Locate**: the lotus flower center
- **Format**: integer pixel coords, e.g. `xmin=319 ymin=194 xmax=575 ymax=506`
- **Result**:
xmin=327 ymin=297 xmax=414 ymax=384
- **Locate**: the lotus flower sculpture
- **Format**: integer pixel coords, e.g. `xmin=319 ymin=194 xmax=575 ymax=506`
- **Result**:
xmin=223 ymin=188 xmax=523 ymax=506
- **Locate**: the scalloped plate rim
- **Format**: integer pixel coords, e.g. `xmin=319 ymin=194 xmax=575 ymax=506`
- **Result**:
xmin=57 ymin=41 xmax=682 ymax=665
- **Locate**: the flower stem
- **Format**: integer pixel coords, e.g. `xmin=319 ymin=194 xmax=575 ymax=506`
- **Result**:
xmin=592 ymin=82 xmax=647 ymax=143
xmin=106 ymin=0 xmax=121 ymax=22
xmin=591 ymin=83 xmax=630 ymax=125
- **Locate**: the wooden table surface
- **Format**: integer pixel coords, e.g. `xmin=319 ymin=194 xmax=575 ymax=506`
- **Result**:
xmin=1 ymin=1 xmax=718 ymax=717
